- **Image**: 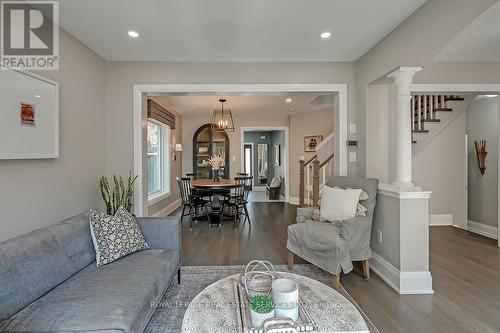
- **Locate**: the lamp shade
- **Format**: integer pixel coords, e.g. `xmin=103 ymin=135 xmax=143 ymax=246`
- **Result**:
xmin=174 ymin=144 xmax=183 ymax=152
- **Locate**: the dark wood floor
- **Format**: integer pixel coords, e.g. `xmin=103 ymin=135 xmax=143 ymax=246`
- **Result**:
xmin=171 ymin=202 xmax=500 ymax=333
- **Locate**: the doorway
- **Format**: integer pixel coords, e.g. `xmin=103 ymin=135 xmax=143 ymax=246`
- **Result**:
xmin=242 ymin=128 xmax=287 ymax=202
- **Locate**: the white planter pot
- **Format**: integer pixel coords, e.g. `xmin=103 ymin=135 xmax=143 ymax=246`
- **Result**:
xmin=250 ymin=308 xmax=275 ymax=327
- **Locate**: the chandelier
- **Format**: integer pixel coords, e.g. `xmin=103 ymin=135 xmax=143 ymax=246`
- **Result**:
xmin=211 ymin=98 xmax=234 ymax=132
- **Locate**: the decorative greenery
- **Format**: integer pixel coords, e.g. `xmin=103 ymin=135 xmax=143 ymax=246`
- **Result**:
xmin=99 ymin=172 xmax=138 ymax=215
xmin=250 ymin=295 xmax=275 ymax=314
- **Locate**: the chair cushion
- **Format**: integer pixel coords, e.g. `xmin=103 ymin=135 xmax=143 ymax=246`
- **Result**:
xmin=287 ymin=221 xmax=353 ymax=274
xmin=1 ymin=249 xmax=180 ymax=333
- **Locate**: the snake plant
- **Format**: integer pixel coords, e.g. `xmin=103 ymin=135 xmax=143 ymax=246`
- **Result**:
xmin=99 ymin=172 xmax=138 ymax=215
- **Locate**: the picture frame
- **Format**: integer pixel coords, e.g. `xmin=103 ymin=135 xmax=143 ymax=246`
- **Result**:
xmin=0 ymin=65 xmax=59 ymax=159
xmin=304 ymin=135 xmax=323 ymax=152
xmin=274 ymin=144 xmax=281 ymax=166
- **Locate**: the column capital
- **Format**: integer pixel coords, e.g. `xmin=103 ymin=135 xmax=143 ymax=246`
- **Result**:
xmin=387 ymin=67 xmax=422 ymax=85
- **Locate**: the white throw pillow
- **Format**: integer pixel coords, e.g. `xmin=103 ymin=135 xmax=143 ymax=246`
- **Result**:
xmin=89 ymin=207 xmax=149 ymax=267
xmin=320 ymin=186 xmax=362 ymax=222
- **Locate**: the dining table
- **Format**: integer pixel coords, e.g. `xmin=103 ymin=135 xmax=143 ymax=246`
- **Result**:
xmin=190 ymin=178 xmax=242 ymax=227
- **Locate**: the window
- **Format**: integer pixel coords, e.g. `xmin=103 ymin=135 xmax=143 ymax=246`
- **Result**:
xmin=147 ymin=120 xmax=170 ymax=203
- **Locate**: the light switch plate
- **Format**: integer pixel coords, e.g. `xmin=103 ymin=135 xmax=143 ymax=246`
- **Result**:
xmin=349 ymin=151 xmax=356 ymax=162
xmin=350 ymin=123 xmax=357 ymax=134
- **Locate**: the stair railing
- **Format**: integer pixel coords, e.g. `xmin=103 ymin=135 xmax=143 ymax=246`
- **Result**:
xmin=299 ymin=153 xmax=334 ymax=207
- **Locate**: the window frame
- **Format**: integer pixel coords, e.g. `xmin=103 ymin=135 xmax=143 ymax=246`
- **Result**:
xmin=147 ymin=119 xmax=171 ymax=205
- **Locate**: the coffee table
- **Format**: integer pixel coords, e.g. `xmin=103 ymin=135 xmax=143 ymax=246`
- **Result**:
xmin=181 ymin=272 xmax=369 ymax=333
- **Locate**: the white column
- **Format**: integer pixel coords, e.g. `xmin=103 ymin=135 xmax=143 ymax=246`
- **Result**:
xmin=387 ymin=67 xmax=422 ymax=190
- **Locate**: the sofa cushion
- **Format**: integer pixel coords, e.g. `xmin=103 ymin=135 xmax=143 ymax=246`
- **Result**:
xmin=2 ymin=249 xmax=180 ymax=333
xmin=89 ymin=208 xmax=149 ymax=267
xmin=0 ymin=212 xmax=95 ymax=320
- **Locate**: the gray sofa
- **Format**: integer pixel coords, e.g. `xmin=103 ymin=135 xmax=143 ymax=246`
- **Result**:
xmin=0 ymin=212 xmax=181 ymax=333
xmin=287 ymin=176 xmax=378 ymax=288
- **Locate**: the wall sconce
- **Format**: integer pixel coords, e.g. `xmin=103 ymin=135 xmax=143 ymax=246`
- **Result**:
xmin=174 ymin=144 xmax=183 ymax=161
xmin=474 ymin=140 xmax=487 ymax=175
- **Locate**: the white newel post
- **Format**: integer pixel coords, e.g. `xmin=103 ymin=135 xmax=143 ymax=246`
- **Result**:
xmin=387 ymin=67 xmax=422 ymax=189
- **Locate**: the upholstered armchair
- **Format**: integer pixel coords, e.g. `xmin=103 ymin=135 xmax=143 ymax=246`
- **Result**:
xmin=287 ymin=176 xmax=379 ymax=290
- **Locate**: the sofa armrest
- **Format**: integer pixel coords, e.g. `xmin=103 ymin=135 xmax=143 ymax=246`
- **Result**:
xmin=137 ymin=217 xmax=181 ymax=251
xmin=296 ymin=207 xmax=317 ymax=223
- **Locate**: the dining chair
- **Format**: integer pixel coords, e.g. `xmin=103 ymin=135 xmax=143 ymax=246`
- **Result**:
xmin=221 ymin=176 xmax=252 ymax=228
xmin=237 ymin=172 xmax=252 ymax=191
xmin=176 ymin=177 xmax=211 ymax=230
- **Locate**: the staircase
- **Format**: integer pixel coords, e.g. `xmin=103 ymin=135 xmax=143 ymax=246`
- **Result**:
xmin=298 ymin=133 xmax=334 ymax=207
xmin=411 ymin=94 xmax=470 ymax=154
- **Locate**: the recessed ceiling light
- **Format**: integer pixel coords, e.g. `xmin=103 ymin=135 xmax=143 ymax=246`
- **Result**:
xmin=485 ymin=94 xmax=498 ymax=98
xmin=127 ymin=30 xmax=139 ymax=38
xmin=320 ymin=32 xmax=332 ymax=39
xmin=34 ymin=94 xmax=41 ymax=98
xmin=286 ymin=98 xmax=292 ymax=103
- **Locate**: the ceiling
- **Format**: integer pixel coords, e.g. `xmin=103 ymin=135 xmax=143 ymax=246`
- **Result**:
xmin=53 ymin=0 xmax=427 ymax=62
xmin=435 ymin=1 xmax=500 ymax=62
xmin=151 ymin=94 xmax=334 ymax=115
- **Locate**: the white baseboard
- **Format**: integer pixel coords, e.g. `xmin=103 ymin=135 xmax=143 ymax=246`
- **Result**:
xmin=429 ymin=214 xmax=453 ymax=226
xmin=370 ymin=252 xmax=434 ymax=295
xmin=151 ymin=198 xmax=182 ymax=217
xmin=253 ymin=186 xmax=266 ymax=192
xmin=289 ymin=196 xmax=299 ymax=206
xmin=468 ymin=220 xmax=498 ymax=240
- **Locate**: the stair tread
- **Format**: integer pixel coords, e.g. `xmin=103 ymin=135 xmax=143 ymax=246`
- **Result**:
xmin=433 ymin=108 xmax=453 ymax=111
xmin=445 ymin=97 xmax=464 ymax=101
xmin=412 ymin=129 xmax=429 ymax=133
xmin=414 ymin=119 xmax=441 ymax=123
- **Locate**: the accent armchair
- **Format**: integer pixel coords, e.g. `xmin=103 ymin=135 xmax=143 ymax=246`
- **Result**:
xmin=287 ymin=176 xmax=379 ymax=290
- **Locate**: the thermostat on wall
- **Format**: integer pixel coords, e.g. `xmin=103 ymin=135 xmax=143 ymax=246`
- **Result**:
xmin=346 ymin=140 xmax=358 ymax=148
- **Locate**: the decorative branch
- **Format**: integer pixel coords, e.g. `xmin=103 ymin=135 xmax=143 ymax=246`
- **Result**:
xmin=474 ymin=140 xmax=487 ymax=175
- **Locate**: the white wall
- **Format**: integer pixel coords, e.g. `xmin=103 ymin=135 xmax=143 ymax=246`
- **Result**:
xmin=0 ymin=30 xmax=107 ymax=242
xmin=466 ymin=96 xmax=499 ymax=228
xmin=413 ymin=112 xmax=467 ymax=228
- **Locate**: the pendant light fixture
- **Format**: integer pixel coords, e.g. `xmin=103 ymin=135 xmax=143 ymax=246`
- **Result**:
xmin=211 ymin=98 xmax=235 ymax=132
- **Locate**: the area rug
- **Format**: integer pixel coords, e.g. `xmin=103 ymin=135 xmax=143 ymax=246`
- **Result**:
xmin=145 ymin=264 xmax=379 ymax=333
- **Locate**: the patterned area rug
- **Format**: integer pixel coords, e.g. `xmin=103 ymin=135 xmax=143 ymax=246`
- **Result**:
xmin=145 ymin=264 xmax=379 ymax=333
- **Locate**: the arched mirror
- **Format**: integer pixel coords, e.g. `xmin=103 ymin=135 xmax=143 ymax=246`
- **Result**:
xmin=193 ymin=124 xmax=230 ymax=179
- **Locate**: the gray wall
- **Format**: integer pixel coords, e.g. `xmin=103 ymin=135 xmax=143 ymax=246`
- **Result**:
xmin=467 ymin=96 xmax=499 ymax=227
xmin=0 ymin=30 xmax=107 ymax=242
xmin=243 ymin=131 xmax=273 ymax=185
xmin=271 ymin=130 xmax=286 ymax=196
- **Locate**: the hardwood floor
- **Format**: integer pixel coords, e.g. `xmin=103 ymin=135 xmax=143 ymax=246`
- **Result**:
xmin=172 ymin=202 xmax=500 ymax=333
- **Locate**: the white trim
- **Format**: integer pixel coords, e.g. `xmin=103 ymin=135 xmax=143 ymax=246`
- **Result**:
xmin=412 ymin=84 xmax=500 ymax=94
xmin=429 ymin=214 xmax=453 ymax=226
xmin=151 ymin=198 xmax=182 ymax=217
xmin=467 ymin=220 xmax=498 ymax=240
xmin=148 ymin=191 xmax=171 ymax=206
xmin=253 ymin=186 xmax=266 ymax=192
xmin=134 ymin=84 xmax=348 ymax=216
xmin=378 ymin=183 xmax=431 ymax=199
xmin=370 ymin=253 xmax=400 ymax=292
xmin=241 ymin=126 xmax=290 ymax=202
xmin=370 ymin=252 xmax=434 ymax=295
xmin=289 ymin=196 xmax=299 ymax=206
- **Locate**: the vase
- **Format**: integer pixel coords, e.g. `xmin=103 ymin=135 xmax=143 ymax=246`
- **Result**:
xmin=213 ymin=169 xmax=220 ymax=182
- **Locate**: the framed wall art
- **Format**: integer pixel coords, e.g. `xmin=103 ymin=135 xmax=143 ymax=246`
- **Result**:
xmin=0 ymin=65 xmax=59 ymax=159
xmin=304 ymin=135 xmax=323 ymax=152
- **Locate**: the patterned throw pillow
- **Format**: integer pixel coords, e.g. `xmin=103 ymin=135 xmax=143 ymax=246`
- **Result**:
xmin=89 ymin=207 xmax=149 ymax=267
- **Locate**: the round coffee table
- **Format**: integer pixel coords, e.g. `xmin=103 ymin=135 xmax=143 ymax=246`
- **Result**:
xmin=181 ymin=272 xmax=369 ymax=333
